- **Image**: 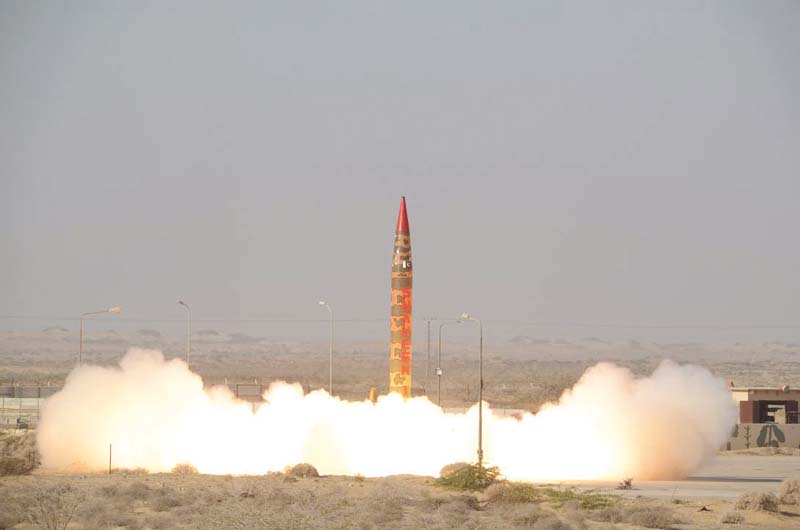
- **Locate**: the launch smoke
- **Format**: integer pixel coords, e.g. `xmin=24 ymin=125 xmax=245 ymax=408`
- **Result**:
xmin=37 ymin=349 xmax=736 ymax=480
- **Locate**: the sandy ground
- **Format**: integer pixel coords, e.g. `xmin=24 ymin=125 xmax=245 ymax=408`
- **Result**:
xmin=551 ymin=455 xmax=800 ymax=500
xmin=1 ymin=456 xmax=799 ymax=530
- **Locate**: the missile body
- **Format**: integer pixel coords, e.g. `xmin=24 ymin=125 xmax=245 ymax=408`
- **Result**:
xmin=390 ymin=197 xmax=413 ymax=397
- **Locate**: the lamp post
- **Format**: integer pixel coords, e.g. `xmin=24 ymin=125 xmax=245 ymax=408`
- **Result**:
xmin=436 ymin=319 xmax=462 ymax=407
xmin=461 ymin=312 xmax=483 ymax=467
xmin=177 ymin=300 xmax=191 ymax=366
xmin=318 ymin=300 xmax=333 ymax=394
xmin=79 ymin=306 xmax=121 ymax=366
xmin=423 ymin=317 xmax=433 ymax=394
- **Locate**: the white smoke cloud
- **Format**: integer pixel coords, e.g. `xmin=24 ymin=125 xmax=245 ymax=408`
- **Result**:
xmin=37 ymin=349 xmax=736 ymax=480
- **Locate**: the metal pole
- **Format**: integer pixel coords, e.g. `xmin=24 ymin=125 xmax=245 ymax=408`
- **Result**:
xmin=437 ymin=320 xmax=460 ymax=407
xmin=79 ymin=308 xmax=121 ymax=367
xmin=177 ymin=301 xmax=191 ymax=366
xmin=186 ymin=306 xmax=191 ymax=366
xmin=79 ymin=317 xmax=84 ymax=366
xmin=109 ymin=444 xmax=112 ymax=474
xmin=329 ymin=306 xmax=333 ymax=395
xmin=437 ymin=322 xmax=446 ymax=406
xmin=426 ymin=319 xmax=431 ymax=382
xmin=460 ymin=313 xmax=484 ymax=466
xmin=477 ymin=318 xmax=484 ymax=467
xmin=319 ymin=301 xmax=333 ymax=394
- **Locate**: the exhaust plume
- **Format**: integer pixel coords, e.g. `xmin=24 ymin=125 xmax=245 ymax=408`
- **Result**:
xmin=37 ymin=349 xmax=736 ymax=480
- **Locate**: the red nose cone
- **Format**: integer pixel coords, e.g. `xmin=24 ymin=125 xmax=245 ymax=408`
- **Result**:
xmin=396 ymin=196 xmax=410 ymax=233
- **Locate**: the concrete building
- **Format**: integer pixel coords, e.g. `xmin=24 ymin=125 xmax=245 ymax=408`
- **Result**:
xmin=730 ymin=386 xmax=799 ymax=424
xmin=728 ymin=385 xmax=800 ymax=450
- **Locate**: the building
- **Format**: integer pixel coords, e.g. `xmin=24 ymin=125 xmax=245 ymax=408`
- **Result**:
xmin=728 ymin=385 xmax=800 ymax=450
xmin=730 ymin=386 xmax=799 ymax=424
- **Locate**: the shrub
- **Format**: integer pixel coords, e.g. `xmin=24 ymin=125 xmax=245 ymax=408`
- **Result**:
xmin=111 ymin=467 xmax=149 ymax=475
xmin=532 ymin=515 xmax=584 ymax=530
xmin=151 ymin=487 xmax=185 ymax=512
xmin=625 ymin=506 xmax=675 ymax=529
xmin=420 ymin=491 xmax=449 ymax=510
xmin=734 ymin=492 xmax=778 ymax=512
xmin=486 ymin=482 xmax=540 ymax=504
xmin=78 ymin=499 xmax=141 ymax=530
xmin=0 ymin=432 xmax=37 ymax=475
xmin=439 ymin=462 xmax=470 ymax=478
xmin=23 ymin=485 xmax=84 ymax=530
xmin=266 ymin=488 xmax=295 ymax=508
xmin=287 ymin=463 xmax=319 ymax=478
xmin=512 ymin=504 xmax=545 ymax=527
xmin=617 ymin=478 xmax=632 ymax=490
xmin=720 ymin=510 xmax=745 ymax=524
xmin=589 ymin=506 xmax=624 ymax=523
xmin=171 ymin=463 xmax=198 ymax=475
xmin=779 ymin=478 xmax=800 ymax=505
xmin=123 ymin=481 xmax=151 ymax=501
xmin=447 ymin=494 xmax=481 ymax=511
xmin=435 ymin=464 xmax=500 ymax=491
xmin=362 ymin=492 xmax=405 ymax=525
xmin=486 ymin=482 xmax=617 ymax=510
xmin=0 ymin=457 xmax=34 ymax=476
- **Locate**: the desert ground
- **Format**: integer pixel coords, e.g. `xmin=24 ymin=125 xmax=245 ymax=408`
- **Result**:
xmin=1 ymin=454 xmax=800 ymax=530
xmin=3 ymin=330 xmax=800 ymax=529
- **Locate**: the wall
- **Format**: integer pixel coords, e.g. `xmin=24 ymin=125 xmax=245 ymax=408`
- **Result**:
xmin=728 ymin=423 xmax=800 ymax=450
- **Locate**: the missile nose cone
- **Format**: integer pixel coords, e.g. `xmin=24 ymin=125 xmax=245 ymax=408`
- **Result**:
xmin=396 ymin=196 xmax=410 ymax=234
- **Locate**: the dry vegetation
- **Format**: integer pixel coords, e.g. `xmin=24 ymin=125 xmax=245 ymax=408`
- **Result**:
xmin=0 ymin=473 xmax=797 ymax=530
xmin=0 ymin=473 xmax=683 ymax=530
xmin=734 ymin=491 xmax=779 ymax=512
xmin=778 ymin=478 xmax=800 ymax=504
xmin=719 ymin=510 xmax=745 ymax=524
xmin=0 ymin=432 xmax=37 ymax=476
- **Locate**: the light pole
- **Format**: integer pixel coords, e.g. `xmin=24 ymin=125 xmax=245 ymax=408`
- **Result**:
xmin=437 ymin=319 xmax=461 ymax=407
xmin=318 ymin=300 xmax=333 ymax=394
xmin=79 ymin=306 xmax=121 ymax=366
xmin=461 ymin=312 xmax=483 ymax=467
xmin=177 ymin=300 xmax=191 ymax=366
xmin=424 ymin=317 xmax=433 ymax=394
xmin=426 ymin=318 xmax=431 ymax=381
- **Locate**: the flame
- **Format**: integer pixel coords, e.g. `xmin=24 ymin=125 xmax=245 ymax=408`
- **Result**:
xmin=37 ymin=349 xmax=736 ymax=480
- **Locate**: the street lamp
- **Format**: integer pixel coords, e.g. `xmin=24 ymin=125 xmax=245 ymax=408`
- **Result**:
xmin=461 ymin=312 xmax=484 ymax=467
xmin=422 ymin=316 xmax=434 ymax=395
xmin=79 ymin=306 xmax=121 ymax=366
xmin=437 ymin=319 xmax=462 ymax=407
xmin=177 ymin=300 xmax=191 ymax=366
xmin=318 ymin=300 xmax=333 ymax=394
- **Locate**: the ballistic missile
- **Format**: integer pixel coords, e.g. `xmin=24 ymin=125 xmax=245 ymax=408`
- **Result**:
xmin=389 ymin=196 xmax=413 ymax=397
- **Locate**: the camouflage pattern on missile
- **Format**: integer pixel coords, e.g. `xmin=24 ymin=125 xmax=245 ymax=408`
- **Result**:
xmin=390 ymin=196 xmax=413 ymax=397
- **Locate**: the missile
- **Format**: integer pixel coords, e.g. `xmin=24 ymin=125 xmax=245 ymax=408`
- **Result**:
xmin=389 ymin=196 xmax=413 ymax=397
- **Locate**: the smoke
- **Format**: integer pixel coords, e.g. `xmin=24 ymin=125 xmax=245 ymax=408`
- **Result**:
xmin=37 ymin=349 xmax=736 ymax=480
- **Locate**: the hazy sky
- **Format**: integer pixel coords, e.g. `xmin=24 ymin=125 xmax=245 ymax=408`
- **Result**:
xmin=2 ymin=1 xmax=799 ymax=342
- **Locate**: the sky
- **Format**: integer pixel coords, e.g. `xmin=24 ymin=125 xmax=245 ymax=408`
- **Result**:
xmin=2 ymin=1 xmax=799 ymax=343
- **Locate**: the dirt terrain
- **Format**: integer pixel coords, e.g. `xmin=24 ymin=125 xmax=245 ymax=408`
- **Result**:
xmin=1 ymin=464 xmax=799 ymax=530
